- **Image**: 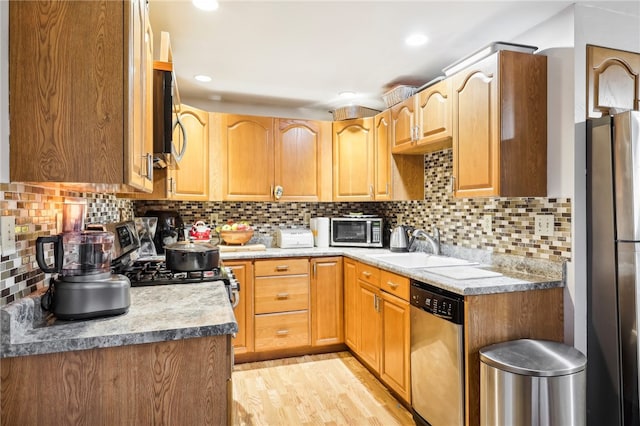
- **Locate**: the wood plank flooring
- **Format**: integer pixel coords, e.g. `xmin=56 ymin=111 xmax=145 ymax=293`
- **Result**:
xmin=232 ymin=351 xmax=415 ymax=425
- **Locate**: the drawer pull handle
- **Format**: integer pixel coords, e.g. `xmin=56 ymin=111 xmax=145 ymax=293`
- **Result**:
xmin=275 ymin=265 xmax=289 ymax=271
xmin=362 ymin=271 xmax=372 ymax=277
xmin=387 ymin=281 xmax=399 ymax=289
xmin=276 ymin=330 xmax=289 ymax=336
xmin=276 ymin=292 xmax=289 ymax=299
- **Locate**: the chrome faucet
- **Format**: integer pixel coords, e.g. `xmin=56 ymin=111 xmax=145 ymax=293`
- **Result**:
xmin=410 ymin=227 xmax=440 ymax=255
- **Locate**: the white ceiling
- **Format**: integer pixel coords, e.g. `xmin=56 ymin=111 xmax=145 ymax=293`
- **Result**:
xmin=147 ymin=1 xmax=636 ymax=120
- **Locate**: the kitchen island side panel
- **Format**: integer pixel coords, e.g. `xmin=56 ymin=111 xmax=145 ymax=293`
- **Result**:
xmin=0 ymin=335 xmax=232 ymax=426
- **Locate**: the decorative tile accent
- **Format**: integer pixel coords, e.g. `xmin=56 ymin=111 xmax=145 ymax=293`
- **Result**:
xmin=0 ymin=183 xmax=135 ymax=306
xmin=3 ymin=149 xmax=571 ymax=305
xmin=135 ymin=150 xmax=571 ymax=263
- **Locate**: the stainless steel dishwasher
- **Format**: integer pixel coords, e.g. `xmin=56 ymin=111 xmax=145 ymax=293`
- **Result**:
xmin=410 ymin=279 xmax=465 ymax=426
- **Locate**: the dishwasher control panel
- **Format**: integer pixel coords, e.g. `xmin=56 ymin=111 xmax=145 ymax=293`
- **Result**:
xmin=410 ymin=280 xmax=464 ymax=324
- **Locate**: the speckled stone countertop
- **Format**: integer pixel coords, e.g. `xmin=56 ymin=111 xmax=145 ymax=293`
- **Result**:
xmin=221 ymin=246 xmax=564 ymax=296
xmin=1 ymin=282 xmax=237 ymax=359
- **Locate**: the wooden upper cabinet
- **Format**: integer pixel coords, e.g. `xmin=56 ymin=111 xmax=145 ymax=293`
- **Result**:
xmin=415 ymin=78 xmax=453 ymax=151
xmin=219 ymin=115 xmax=330 ymax=201
xmin=391 ymin=79 xmax=452 ymax=155
xmin=274 ymin=119 xmax=332 ymax=201
xmin=332 ymin=118 xmax=375 ymax=201
xmin=587 ymin=44 xmax=640 ymax=118
xmin=9 ymin=0 xmax=153 ymax=192
xmin=374 ymin=111 xmax=392 ymax=200
xmin=221 ymin=114 xmax=275 ymax=201
xmin=168 ymin=105 xmax=210 ymax=200
xmin=452 ymin=50 xmax=547 ymax=198
xmin=391 ymin=97 xmax=416 ymax=152
xmin=375 ymin=111 xmax=425 ymax=201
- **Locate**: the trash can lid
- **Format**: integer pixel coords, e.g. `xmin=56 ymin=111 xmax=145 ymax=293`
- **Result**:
xmin=479 ymin=339 xmax=587 ymax=377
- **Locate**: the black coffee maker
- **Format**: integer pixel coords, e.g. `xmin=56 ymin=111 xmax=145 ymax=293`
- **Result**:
xmin=145 ymin=210 xmax=185 ymax=254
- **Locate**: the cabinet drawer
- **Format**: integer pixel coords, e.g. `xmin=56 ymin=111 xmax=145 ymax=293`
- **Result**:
xmin=255 ymin=258 xmax=309 ymax=276
xmin=356 ymin=262 xmax=380 ymax=287
xmin=380 ymin=270 xmax=410 ymax=301
xmin=255 ymin=275 xmax=309 ymax=314
xmin=255 ymin=311 xmax=309 ymax=351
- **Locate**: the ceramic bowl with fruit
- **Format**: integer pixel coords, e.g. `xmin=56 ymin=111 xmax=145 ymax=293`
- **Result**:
xmin=217 ymin=221 xmax=254 ymax=245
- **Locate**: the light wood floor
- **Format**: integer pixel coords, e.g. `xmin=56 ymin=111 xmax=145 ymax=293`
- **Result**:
xmin=232 ymin=351 xmax=415 ymax=425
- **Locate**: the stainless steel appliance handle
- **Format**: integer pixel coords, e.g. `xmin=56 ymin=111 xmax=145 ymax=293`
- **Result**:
xmin=172 ymin=116 xmax=188 ymax=162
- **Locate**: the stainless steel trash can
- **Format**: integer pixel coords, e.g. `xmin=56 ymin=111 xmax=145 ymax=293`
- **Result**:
xmin=480 ymin=339 xmax=587 ymax=426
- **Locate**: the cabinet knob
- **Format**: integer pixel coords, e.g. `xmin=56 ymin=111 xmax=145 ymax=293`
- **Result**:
xmin=362 ymin=271 xmax=372 ymax=277
xmin=276 ymin=330 xmax=289 ymax=336
xmin=275 ymin=265 xmax=289 ymax=271
xmin=276 ymin=292 xmax=289 ymax=299
xmin=387 ymin=281 xmax=399 ymax=289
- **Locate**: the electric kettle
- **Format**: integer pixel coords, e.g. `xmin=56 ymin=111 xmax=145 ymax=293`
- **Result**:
xmin=389 ymin=225 xmax=414 ymax=252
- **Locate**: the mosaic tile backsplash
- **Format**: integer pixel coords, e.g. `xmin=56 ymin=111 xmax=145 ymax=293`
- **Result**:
xmin=0 ymin=183 xmax=134 ymax=305
xmin=2 ymin=149 xmax=571 ymax=305
xmin=136 ymin=149 xmax=571 ymax=260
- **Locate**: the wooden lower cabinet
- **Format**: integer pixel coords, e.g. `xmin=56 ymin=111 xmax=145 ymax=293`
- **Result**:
xmin=225 ymin=260 xmax=254 ymax=355
xmin=310 ymin=257 xmax=344 ymax=346
xmin=253 ymin=258 xmax=310 ymax=352
xmin=0 ymin=336 xmax=232 ymax=426
xmin=344 ymin=258 xmax=359 ymax=350
xmin=344 ymin=259 xmax=411 ymax=404
xmin=380 ymin=283 xmax=411 ymax=403
xmin=358 ymin=280 xmax=382 ymax=372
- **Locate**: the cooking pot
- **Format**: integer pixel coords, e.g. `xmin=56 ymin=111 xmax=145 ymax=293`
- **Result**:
xmin=189 ymin=220 xmax=211 ymax=241
xmin=165 ymin=241 xmax=220 ymax=272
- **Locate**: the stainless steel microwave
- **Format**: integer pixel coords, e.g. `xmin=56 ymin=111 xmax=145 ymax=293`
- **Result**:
xmin=330 ymin=217 xmax=383 ymax=248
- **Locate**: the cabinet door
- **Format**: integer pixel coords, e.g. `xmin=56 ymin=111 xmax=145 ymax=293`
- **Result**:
xmin=358 ymin=280 xmax=381 ymax=373
xmin=169 ymin=105 xmax=209 ymax=200
xmin=587 ymin=45 xmax=640 ymax=118
xmin=391 ymin=96 xmax=416 ymax=153
xmin=416 ymin=78 xmax=453 ymax=151
xmin=225 ymin=261 xmax=254 ymax=355
xmin=127 ymin=0 xmax=153 ymax=192
xmin=380 ymin=291 xmax=411 ymax=404
xmin=310 ymin=257 xmax=344 ymax=347
xmin=274 ymin=119 xmax=332 ymax=201
xmin=332 ymin=118 xmax=375 ymax=201
xmin=343 ymin=258 xmax=358 ymax=351
xmin=374 ymin=111 xmax=392 ymax=200
xmin=452 ymin=53 xmax=500 ymax=198
xmin=222 ymin=114 xmax=274 ymax=201
xmin=9 ymin=1 xmax=126 ymax=186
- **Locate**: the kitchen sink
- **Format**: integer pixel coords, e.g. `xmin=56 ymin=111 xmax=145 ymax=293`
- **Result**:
xmin=368 ymin=252 xmax=477 ymax=269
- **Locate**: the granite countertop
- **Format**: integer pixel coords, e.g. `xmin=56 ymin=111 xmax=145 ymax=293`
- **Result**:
xmin=221 ymin=246 xmax=564 ymax=296
xmin=1 ymin=281 xmax=237 ymax=359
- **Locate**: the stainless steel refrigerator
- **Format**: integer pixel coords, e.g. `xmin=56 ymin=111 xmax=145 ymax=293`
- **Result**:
xmin=587 ymin=110 xmax=640 ymax=426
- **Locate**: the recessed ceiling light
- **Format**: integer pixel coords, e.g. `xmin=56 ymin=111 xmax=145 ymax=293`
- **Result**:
xmin=339 ymin=91 xmax=356 ymax=99
xmin=405 ymin=33 xmax=428 ymax=47
xmin=192 ymin=0 xmax=219 ymax=11
xmin=194 ymin=74 xmax=212 ymax=83
xmin=209 ymin=94 xmax=222 ymax=101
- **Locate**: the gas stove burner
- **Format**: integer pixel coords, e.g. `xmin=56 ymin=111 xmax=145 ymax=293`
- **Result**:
xmin=117 ymin=259 xmax=237 ymax=294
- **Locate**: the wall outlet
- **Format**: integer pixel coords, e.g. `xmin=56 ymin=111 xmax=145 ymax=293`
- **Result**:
xmin=0 ymin=216 xmax=17 ymax=256
xmin=535 ymin=214 xmax=554 ymax=237
xmin=481 ymin=214 xmax=492 ymax=234
xmin=303 ymin=213 xmax=311 ymax=224
xmin=210 ymin=213 xmax=219 ymax=224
